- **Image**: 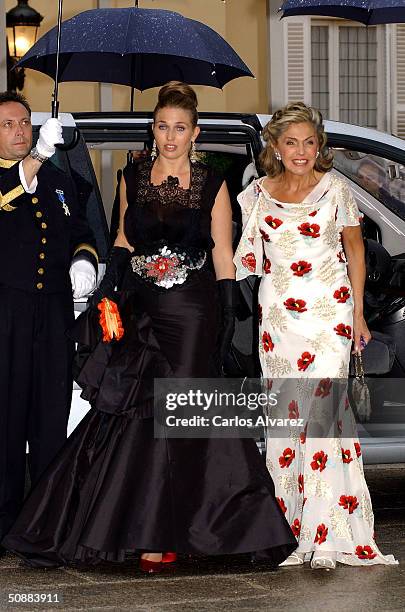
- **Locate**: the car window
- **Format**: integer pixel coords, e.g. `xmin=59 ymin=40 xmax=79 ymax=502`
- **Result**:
xmin=333 ymin=149 xmax=405 ymax=222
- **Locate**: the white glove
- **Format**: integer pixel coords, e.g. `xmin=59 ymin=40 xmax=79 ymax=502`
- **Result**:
xmin=70 ymin=259 xmax=97 ymax=299
xmin=36 ymin=118 xmax=64 ymax=158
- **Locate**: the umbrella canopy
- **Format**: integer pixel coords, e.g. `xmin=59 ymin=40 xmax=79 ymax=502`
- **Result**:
xmin=279 ymin=0 xmax=405 ymax=26
xmin=17 ymin=7 xmax=253 ymax=89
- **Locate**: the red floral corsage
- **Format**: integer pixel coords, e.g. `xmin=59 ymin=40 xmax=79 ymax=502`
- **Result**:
xmin=97 ymin=297 xmax=124 ymax=343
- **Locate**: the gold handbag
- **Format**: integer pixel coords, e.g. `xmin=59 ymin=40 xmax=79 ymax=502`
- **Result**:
xmin=351 ymin=351 xmax=372 ymax=422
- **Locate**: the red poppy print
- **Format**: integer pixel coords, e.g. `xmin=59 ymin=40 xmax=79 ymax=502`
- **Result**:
xmin=258 ymin=303 xmax=262 ymax=325
xmin=300 ymin=424 xmax=307 ymax=444
xmin=298 ymin=222 xmax=320 ymax=238
xmin=339 ymin=495 xmax=359 ymax=514
xmin=309 ymin=210 xmax=318 ymax=217
xmin=354 ymin=442 xmax=362 ymax=458
xmin=341 ymin=448 xmax=353 ymax=464
xmin=284 ymin=298 xmax=307 ymax=313
xmin=260 ymin=228 xmax=270 ymax=242
xmin=311 ymin=450 xmax=328 ymax=472
xmin=279 ymin=447 xmax=295 ymax=468
xmin=262 ymin=331 xmax=274 ymax=353
xmin=303 ymin=497 xmax=307 ymax=507
xmin=337 ymin=250 xmax=346 ymax=263
xmin=297 ymin=351 xmax=315 ymax=371
xmin=265 ymin=215 xmax=283 ymax=229
xmin=241 ymin=252 xmax=256 ymax=273
xmin=264 ymin=378 xmax=273 ymax=392
xmin=291 ymin=260 xmax=312 ymax=277
xmin=314 ymin=524 xmax=328 ymax=545
xmin=355 ymin=545 xmax=377 ymax=561
xmin=298 ymin=474 xmax=304 ymax=494
xmin=333 ymin=286 xmax=351 ymax=303
xmin=334 ymin=323 xmax=352 ymax=339
xmin=315 ymin=378 xmax=332 ymax=398
xmin=263 ymin=257 xmax=272 ymax=274
xmin=291 ymin=518 xmax=301 ymax=537
xmin=276 ymin=497 xmax=287 ymax=514
xmin=289 ymin=400 xmax=299 ymax=420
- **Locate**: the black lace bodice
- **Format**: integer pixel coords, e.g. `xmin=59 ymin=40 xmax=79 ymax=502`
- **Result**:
xmin=123 ymin=160 xmax=223 ymax=253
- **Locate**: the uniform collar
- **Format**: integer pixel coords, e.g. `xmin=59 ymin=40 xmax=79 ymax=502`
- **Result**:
xmin=0 ymin=157 xmax=19 ymax=169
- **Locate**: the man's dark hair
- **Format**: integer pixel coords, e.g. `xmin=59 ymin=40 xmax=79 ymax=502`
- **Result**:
xmin=0 ymin=91 xmax=31 ymax=115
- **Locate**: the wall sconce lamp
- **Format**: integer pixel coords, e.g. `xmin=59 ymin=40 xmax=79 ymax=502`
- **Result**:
xmin=6 ymin=0 xmax=43 ymax=91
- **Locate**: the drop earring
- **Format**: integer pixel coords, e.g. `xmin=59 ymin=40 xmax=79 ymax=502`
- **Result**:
xmin=275 ymin=150 xmax=281 ymax=161
xmin=189 ymin=141 xmax=198 ymax=163
xmin=151 ymin=139 xmax=158 ymax=160
xmin=316 ymin=150 xmax=320 ymax=158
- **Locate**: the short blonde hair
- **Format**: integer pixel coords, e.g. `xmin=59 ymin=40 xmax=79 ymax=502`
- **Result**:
xmin=259 ymin=102 xmax=333 ymax=177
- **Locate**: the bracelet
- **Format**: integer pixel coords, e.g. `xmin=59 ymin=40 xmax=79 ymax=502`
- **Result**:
xmin=29 ymin=147 xmax=48 ymax=163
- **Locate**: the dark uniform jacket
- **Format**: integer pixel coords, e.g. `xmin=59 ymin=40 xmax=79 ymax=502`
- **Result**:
xmin=0 ymin=158 xmax=97 ymax=294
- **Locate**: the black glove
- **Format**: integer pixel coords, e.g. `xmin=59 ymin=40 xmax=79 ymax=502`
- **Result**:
xmin=88 ymin=246 xmax=131 ymax=308
xmin=217 ymin=279 xmax=239 ymax=372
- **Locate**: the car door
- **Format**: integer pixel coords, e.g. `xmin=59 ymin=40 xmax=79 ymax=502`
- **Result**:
xmin=71 ymin=111 xmax=265 ymax=433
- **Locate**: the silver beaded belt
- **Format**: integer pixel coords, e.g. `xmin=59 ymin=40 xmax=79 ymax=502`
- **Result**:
xmin=131 ymin=245 xmax=207 ymax=289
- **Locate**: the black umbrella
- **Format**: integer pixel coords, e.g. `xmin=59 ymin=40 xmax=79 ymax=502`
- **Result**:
xmin=279 ymin=0 xmax=405 ymax=25
xmin=17 ymin=6 xmax=253 ymax=96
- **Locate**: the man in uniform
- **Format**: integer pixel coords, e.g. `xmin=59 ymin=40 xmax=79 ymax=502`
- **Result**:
xmin=0 ymin=92 xmax=98 ymax=553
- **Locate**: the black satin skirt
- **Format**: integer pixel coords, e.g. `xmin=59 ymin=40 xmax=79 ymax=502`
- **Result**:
xmin=3 ymin=270 xmax=296 ymax=567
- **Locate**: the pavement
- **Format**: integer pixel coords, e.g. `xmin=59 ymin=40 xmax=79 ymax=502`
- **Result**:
xmin=0 ymin=465 xmax=404 ymax=612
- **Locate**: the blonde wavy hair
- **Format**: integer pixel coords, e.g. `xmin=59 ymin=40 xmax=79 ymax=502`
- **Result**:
xmin=259 ymin=102 xmax=333 ymax=177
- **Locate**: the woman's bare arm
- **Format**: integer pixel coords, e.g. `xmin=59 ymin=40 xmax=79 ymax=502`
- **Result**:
xmin=342 ymin=225 xmax=371 ymax=351
xmin=211 ymin=181 xmax=235 ymax=280
xmin=114 ymin=175 xmax=134 ymax=252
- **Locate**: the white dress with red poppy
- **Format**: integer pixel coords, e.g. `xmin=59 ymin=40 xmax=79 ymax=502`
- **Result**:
xmin=234 ymin=172 xmax=397 ymax=566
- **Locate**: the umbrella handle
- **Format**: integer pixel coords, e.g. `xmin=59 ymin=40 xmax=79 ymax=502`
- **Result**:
xmin=52 ymin=100 xmax=59 ymax=119
xmin=56 ymin=127 xmax=80 ymax=151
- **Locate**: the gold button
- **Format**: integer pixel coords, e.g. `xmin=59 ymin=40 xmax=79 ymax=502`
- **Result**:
xmin=41 ymin=222 xmax=47 ymax=230
xmin=32 ymin=197 xmax=38 ymax=204
xmin=36 ymin=282 xmax=43 ymax=290
xmin=38 ymin=268 xmax=44 ymax=275
xmin=35 ymin=211 xmax=42 ymax=218
xmin=39 ymin=253 xmax=45 ymax=260
xmin=41 ymin=237 xmax=47 ymax=244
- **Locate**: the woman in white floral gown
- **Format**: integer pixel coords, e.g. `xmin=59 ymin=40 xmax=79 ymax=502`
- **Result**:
xmin=234 ymin=103 xmax=397 ymax=569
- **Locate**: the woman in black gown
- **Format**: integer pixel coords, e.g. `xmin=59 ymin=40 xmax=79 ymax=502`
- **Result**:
xmin=3 ymin=82 xmax=296 ymax=572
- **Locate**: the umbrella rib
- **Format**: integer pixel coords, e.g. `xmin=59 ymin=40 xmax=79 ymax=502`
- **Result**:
xmin=123 ymin=8 xmax=134 ymax=55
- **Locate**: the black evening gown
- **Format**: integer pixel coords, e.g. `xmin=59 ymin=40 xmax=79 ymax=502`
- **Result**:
xmin=3 ymin=161 xmax=296 ymax=567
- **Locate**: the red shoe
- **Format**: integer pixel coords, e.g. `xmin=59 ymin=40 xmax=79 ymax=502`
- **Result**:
xmin=139 ymin=558 xmax=163 ymax=574
xmin=162 ymin=552 xmax=177 ymax=564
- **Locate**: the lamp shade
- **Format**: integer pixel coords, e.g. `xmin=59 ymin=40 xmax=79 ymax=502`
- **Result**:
xmin=6 ymin=0 xmax=43 ymax=59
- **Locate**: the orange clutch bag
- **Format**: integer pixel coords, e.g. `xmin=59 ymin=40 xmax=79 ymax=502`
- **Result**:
xmin=97 ymin=298 xmax=124 ymax=343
